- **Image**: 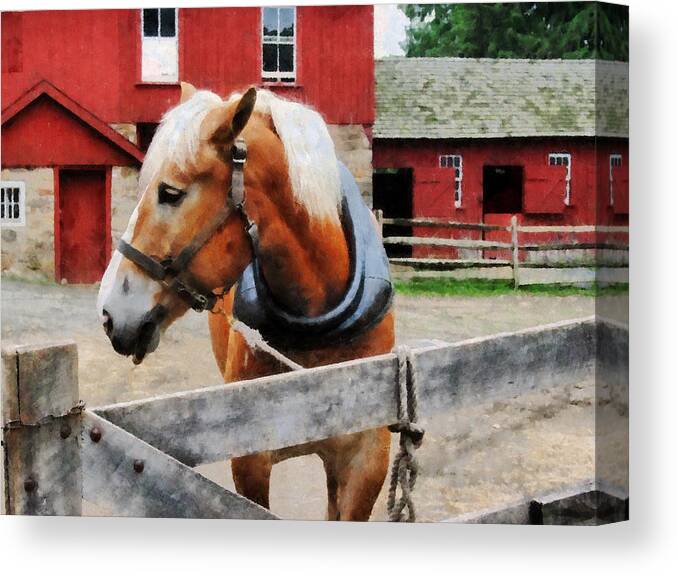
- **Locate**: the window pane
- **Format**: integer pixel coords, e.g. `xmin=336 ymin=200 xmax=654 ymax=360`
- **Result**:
xmin=13 ymin=188 xmax=19 ymax=202
xmin=453 ymin=156 xmax=460 ymax=167
xmin=454 ymin=168 xmax=460 ymax=179
xmin=13 ymin=203 xmax=19 ymax=219
xmin=563 ymin=156 xmax=569 ymax=165
xmin=263 ymin=43 xmax=277 ymax=72
xmin=143 ymin=9 xmax=159 ymax=37
xmin=279 ymin=8 xmax=295 ymax=37
xmin=279 ymin=43 xmax=293 ymax=72
xmin=263 ymin=7 xmax=278 ymax=37
xmin=1 ymin=188 xmax=4 ymax=203
xmin=160 ymin=8 xmax=176 ymax=37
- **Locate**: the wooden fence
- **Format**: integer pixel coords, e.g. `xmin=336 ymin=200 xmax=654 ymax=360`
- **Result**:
xmin=1 ymin=317 xmax=627 ymax=520
xmin=375 ymin=212 xmax=629 ymax=287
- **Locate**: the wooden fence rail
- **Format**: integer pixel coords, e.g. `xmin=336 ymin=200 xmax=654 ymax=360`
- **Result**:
xmin=1 ymin=317 xmax=627 ymax=520
xmin=377 ymin=214 xmax=629 ymax=287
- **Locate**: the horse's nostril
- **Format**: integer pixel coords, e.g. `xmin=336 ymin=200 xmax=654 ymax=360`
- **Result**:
xmin=102 ymin=309 xmax=113 ymax=337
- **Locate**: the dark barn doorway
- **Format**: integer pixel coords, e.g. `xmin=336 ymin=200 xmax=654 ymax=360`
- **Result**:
xmin=373 ymin=168 xmax=413 ymax=258
xmin=483 ymin=165 xmax=523 ymax=214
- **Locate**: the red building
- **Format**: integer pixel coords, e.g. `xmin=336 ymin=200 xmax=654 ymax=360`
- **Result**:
xmin=373 ymin=58 xmax=629 ymax=261
xmin=1 ymin=6 xmax=374 ymax=283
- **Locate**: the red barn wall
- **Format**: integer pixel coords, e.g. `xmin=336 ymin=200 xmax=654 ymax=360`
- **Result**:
xmin=374 ymin=137 xmax=629 ymax=258
xmin=2 ymin=7 xmax=374 ymax=126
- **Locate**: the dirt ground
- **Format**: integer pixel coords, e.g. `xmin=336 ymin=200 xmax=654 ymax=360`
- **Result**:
xmin=1 ymin=279 xmax=628 ymax=521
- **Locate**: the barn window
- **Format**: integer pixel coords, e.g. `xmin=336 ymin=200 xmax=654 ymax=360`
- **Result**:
xmin=1 ymin=181 xmax=26 ymax=227
xmin=141 ymin=8 xmax=178 ymax=83
xmin=548 ymin=153 xmax=572 ymax=205
xmin=262 ymin=7 xmax=296 ymax=83
xmin=609 ymin=154 xmax=622 ymax=205
xmin=439 ymin=155 xmax=463 ymax=207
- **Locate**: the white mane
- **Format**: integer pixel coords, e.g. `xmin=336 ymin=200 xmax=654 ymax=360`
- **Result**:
xmin=140 ymin=88 xmax=342 ymax=223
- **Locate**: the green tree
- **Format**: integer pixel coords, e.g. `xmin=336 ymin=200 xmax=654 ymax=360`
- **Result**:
xmin=400 ymin=3 xmax=628 ymax=61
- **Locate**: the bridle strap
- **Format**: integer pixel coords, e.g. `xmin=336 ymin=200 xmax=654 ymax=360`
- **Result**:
xmin=118 ymin=138 xmax=250 ymax=313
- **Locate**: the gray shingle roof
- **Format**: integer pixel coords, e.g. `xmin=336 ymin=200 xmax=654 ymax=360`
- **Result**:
xmin=374 ymin=58 xmax=628 ymax=139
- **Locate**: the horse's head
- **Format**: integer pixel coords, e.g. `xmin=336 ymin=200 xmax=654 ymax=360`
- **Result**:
xmin=97 ymin=83 xmax=258 ymax=363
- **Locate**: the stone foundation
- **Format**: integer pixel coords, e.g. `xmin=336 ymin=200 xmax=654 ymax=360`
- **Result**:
xmin=1 ymin=168 xmax=55 ymax=281
xmin=110 ymin=166 xmax=140 ymax=254
xmin=109 ymin=123 xmax=138 ymax=144
xmin=327 ymin=124 xmax=373 ymax=206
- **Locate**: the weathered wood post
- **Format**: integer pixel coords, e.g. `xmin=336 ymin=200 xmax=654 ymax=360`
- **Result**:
xmin=374 ymin=208 xmax=384 ymax=238
xmin=511 ymin=215 xmax=520 ymax=289
xmin=1 ymin=342 xmax=82 ymax=515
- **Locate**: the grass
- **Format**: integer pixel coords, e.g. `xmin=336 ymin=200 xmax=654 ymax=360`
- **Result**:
xmin=394 ymin=277 xmax=629 ymax=297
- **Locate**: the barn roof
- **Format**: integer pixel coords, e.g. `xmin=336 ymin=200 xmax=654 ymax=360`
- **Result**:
xmin=374 ymin=58 xmax=628 ymax=140
xmin=2 ymin=80 xmax=145 ymax=164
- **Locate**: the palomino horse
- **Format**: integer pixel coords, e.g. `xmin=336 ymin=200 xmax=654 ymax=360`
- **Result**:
xmin=97 ymin=83 xmax=395 ymax=520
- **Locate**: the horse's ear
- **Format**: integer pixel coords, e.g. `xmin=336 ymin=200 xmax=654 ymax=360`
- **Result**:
xmin=180 ymin=81 xmax=197 ymax=103
xmin=231 ymin=87 xmax=257 ymax=138
xmin=207 ymin=87 xmax=258 ymax=149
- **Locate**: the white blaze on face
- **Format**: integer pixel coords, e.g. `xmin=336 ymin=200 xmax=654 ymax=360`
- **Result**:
xmin=96 ymin=205 xmax=162 ymax=327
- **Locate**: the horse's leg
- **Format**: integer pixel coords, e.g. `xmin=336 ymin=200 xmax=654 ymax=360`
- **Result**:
xmin=207 ymin=288 xmax=235 ymax=378
xmin=231 ymin=452 xmax=274 ymax=509
xmin=320 ymin=427 xmax=391 ymax=521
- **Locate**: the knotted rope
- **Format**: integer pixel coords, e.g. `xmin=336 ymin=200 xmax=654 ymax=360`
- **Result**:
xmin=387 ymin=346 xmax=425 ymax=522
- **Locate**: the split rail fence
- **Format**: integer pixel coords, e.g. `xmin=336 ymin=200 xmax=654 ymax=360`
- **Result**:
xmin=1 ymin=317 xmax=627 ymax=520
xmin=374 ymin=212 xmax=629 ymax=287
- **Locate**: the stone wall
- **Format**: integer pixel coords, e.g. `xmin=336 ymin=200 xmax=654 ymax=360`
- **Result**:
xmin=110 ymin=166 xmax=140 ymax=255
xmin=327 ymin=125 xmax=373 ymax=206
xmin=1 ymin=168 xmax=55 ymax=280
xmin=109 ymin=123 xmax=138 ymax=144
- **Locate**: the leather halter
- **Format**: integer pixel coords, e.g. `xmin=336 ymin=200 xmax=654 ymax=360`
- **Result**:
xmin=118 ymin=139 xmax=254 ymax=312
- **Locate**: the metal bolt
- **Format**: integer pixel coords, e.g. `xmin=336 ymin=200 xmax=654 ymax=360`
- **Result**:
xmin=89 ymin=426 xmax=102 ymax=443
xmin=24 ymin=477 xmax=37 ymax=493
xmin=59 ymin=423 xmax=71 ymax=439
xmin=133 ymin=459 xmax=145 ymax=474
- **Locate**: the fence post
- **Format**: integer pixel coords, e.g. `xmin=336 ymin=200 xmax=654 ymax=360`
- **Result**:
xmin=374 ymin=209 xmax=384 ymax=238
xmin=511 ymin=215 xmax=520 ymax=289
xmin=1 ymin=342 xmax=82 ymax=516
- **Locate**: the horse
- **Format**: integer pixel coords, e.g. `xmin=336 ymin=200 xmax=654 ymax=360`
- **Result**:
xmin=96 ymin=82 xmax=395 ymax=521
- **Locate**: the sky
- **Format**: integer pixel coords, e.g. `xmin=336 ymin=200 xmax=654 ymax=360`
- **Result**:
xmin=374 ymin=4 xmax=409 ymax=58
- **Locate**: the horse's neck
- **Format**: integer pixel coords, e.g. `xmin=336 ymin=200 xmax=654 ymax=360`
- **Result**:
xmin=253 ymin=191 xmax=350 ymax=317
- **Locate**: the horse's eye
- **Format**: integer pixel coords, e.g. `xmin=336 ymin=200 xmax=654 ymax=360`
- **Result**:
xmin=158 ymin=183 xmax=186 ymax=206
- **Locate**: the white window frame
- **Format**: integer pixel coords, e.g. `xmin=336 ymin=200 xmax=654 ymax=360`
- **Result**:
xmin=141 ymin=8 xmax=179 ymax=83
xmin=548 ymin=152 xmax=572 ymax=205
xmin=439 ymin=154 xmax=463 ymax=208
xmin=609 ymin=154 xmax=622 ymax=206
xmin=261 ymin=6 xmax=297 ymax=83
xmin=1 ymin=181 xmax=26 ymax=227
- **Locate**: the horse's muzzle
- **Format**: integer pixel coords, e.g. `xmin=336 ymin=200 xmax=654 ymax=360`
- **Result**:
xmin=102 ymin=304 xmax=166 ymax=364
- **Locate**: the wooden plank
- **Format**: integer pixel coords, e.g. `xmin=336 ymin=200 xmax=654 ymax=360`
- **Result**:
xmin=95 ymin=354 xmax=398 ymax=466
xmin=520 ymin=242 xmax=629 ymax=252
xmin=519 ymin=261 xmax=629 ymax=269
xmin=389 ymin=258 xmax=511 ymax=270
xmin=82 ymin=413 xmax=276 ymax=519
xmin=411 ymin=318 xmax=595 ymax=418
xmin=382 ymin=217 xmax=509 ymax=232
xmin=518 ymin=225 xmax=629 ymax=234
xmin=4 ymin=416 xmax=82 ymax=516
xmin=383 ymin=236 xmax=513 ymax=250
xmin=95 ymin=318 xmax=599 ymax=467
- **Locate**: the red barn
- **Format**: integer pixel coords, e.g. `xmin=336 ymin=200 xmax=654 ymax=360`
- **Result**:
xmin=1 ymin=6 xmax=374 ymax=283
xmin=372 ymin=58 xmax=629 ymax=262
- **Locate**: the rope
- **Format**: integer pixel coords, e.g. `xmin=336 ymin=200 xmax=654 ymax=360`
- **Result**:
xmin=230 ymin=319 xmax=305 ymax=372
xmin=387 ymin=346 xmax=425 ymax=522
